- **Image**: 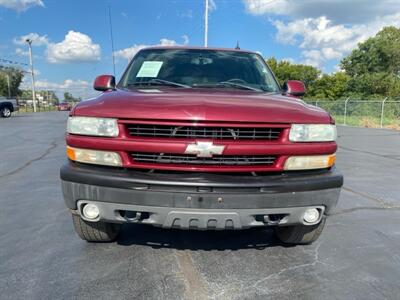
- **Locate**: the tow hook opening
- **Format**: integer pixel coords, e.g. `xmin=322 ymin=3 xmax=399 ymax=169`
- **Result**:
xmin=256 ymin=214 xmax=289 ymax=225
xmin=118 ymin=210 xmax=150 ymax=222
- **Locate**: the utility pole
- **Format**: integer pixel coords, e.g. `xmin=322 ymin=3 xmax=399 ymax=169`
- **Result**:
xmin=6 ymin=73 xmax=11 ymax=98
xmin=204 ymin=0 xmax=209 ymax=47
xmin=26 ymin=39 xmax=37 ymax=112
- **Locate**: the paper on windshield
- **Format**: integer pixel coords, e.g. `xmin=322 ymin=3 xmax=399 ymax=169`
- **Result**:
xmin=136 ymin=61 xmax=163 ymax=77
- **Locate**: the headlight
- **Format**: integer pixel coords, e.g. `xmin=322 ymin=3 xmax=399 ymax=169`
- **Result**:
xmin=284 ymin=154 xmax=336 ymax=170
xmin=67 ymin=146 xmax=122 ymax=166
xmin=67 ymin=116 xmax=119 ymax=137
xmin=289 ymin=124 xmax=336 ymax=142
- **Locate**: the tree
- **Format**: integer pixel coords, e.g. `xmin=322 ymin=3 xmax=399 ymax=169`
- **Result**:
xmin=266 ymin=57 xmax=321 ymax=89
xmin=340 ymin=26 xmax=400 ymax=98
xmin=341 ymin=26 xmax=400 ymax=77
xmin=346 ymin=72 xmax=400 ymax=99
xmin=63 ymin=92 xmax=79 ymax=103
xmin=307 ymin=72 xmax=350 ymax=100
xmin=47 ymin=91 xmax=59 ymax=103
xmin=0 ymin=67 xmax=24 ymax=98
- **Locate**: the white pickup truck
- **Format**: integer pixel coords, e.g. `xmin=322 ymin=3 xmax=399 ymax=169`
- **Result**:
xmin=0 ymin=97 xmax=18 ymax=118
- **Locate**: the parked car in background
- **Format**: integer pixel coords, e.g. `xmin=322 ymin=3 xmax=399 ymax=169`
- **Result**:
xmin=58 ymin=102 xmax=72 ymax=111
xmin=0 ymin=97 xmax=19 ymax=118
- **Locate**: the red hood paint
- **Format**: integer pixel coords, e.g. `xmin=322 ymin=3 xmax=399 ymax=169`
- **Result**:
xmin=72 ymin=88 xmax=330 ymax=124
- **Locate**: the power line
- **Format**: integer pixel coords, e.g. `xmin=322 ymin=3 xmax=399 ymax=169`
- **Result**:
xmin=0 ymin=58 xmax=28 ymax=66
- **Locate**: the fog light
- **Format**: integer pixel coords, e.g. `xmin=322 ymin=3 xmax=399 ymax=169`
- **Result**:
xmin=303 ymin=208 xmax=320 ymax=223
xmin=82 ymin=203 xmax=100 ymax=220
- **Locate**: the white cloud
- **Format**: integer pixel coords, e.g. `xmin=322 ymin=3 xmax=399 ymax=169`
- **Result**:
xmin=47 ymin=31 xmax=101 ymax=64
xmin=21 ymin=78 xmax=96 ymax=99
xmin=302 ymin=49 xmax=323 ymax=67
xmin=243 ymin=0 xmax=289 ymax=16
xmin=243 ymin=0 xmax=400 ymax=68
xmin=15 ymin=47 xmax=29 ymax=56
xmin=273 ymin=14 xmax=400 ymax=67
xmin=178 ymin=9 xmax=193 ymax=19
xmin=13 ymin=32 xmax=48 ymax=46
xmin=321 ymin=47 xmax=342 ymax=60
xmin=0 ymin=0 xmax=44 ymax=12
xmin=13 ymin=31 xmax=101 ymax=64
xmin=34 ymin=79 xmax=90 ymax=90
xmin=114 ymin=45 xmax=147 ymax=61
xmin=158 ymin=38 xmax=178 ymax=46
xmin=209 ymin=0 xmax=217 ymax=12
xmin=21 ymin=78 xmax=88 ymax=90
xmin=243 ymin=0 xmax=400 ymax=24
xmin=114 ymin=37 xmax=188 ymax=61
xmin=273 ymin=17 xmax=357 ymax=51
xmin=182 ymin=35 xmax=189 ymax=45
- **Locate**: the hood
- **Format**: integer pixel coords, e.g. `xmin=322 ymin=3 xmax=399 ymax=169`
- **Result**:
xmin=73 ymin=88 xmax=331 ymax=124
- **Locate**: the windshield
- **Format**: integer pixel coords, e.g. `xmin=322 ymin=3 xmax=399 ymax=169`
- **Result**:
xmin=119 ymin=49 xmax=280 ymax=93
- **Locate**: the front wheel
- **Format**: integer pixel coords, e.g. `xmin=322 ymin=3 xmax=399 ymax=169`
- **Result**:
xmin=274 ymin=217 xmax=326 ymax=245
xmin=0 ymin=106 xmax=12 ymax=118
xmin=72 ymin=214 xmax=121 ymax=242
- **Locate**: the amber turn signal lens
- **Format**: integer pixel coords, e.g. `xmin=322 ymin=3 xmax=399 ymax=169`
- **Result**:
xmin=327 ymin=154 xmax=336 ymax=167
xmin=66 ymin=146 xmax=122 ymax=166
xmin=284 ymin=154 xmax=336 ymax=170
xmin=66 ymin=146 xmax=76 ymax=161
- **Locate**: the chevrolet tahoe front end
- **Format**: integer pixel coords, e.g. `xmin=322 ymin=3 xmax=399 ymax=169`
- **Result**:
xmin=60 ymin=47 xmax=343 ymax=244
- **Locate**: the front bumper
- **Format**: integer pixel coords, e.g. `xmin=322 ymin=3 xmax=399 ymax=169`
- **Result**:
xmin=60 ymin=162 xmax=343 ymax=229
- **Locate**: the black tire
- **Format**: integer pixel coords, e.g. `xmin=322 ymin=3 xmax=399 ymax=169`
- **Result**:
xmin=72 ymin=214 xmax=121 ymax=242
xmin=274 ymin=217 xmax=326 ymax=245
xmin=0 ymin=106 xmax=12 ymax=118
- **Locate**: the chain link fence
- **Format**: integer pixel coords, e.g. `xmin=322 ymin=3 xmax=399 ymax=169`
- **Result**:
xmin=304 ymin=99 xmax=400 ymax=129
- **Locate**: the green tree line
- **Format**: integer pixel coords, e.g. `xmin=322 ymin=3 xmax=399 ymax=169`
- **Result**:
xmin=267 ymin=26 xmax=400 ymax=100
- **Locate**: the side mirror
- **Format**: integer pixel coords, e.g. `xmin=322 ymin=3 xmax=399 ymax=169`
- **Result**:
xmin=282 ymin=80 xmax=305 ymax=97
xmin=94 ymin=75 xmax=116 ymax=91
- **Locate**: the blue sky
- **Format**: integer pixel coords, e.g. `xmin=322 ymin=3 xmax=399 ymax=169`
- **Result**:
xmin=1 ymin=0 xmax=400 ymax=98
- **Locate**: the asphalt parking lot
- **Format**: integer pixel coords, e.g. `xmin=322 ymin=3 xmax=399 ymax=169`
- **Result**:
xmin=1 ymin=112 xmax=400 ymax=300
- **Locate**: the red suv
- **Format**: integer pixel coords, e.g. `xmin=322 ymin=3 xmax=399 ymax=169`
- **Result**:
xmin=60 ymin=47 xmax=343 ymax=245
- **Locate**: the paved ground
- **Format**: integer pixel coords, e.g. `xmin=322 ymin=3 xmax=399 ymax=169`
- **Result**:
xmin=1 ymin=112 xmax=400 ymax=300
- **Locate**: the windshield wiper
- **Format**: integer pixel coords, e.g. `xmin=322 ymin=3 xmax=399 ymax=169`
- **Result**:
xmin=217 ymin=81 xmax=262 ymax=92
xmin=128 ymin=79 xmax=191 ymax=88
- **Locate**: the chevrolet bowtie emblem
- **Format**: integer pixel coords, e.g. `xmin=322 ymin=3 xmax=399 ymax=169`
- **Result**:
xmin=184 ymin=141 xmax=225 ymax=158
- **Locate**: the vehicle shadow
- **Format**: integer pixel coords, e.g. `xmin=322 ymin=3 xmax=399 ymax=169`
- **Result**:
xmin=117 ymin=224 xmax=289 ymax=250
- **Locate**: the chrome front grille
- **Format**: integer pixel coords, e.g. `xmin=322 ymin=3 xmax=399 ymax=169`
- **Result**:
xmin=131 ymin=153 xmax=276 ymax=166
xmin=126 ymin=124 xmax=282 ymax=140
